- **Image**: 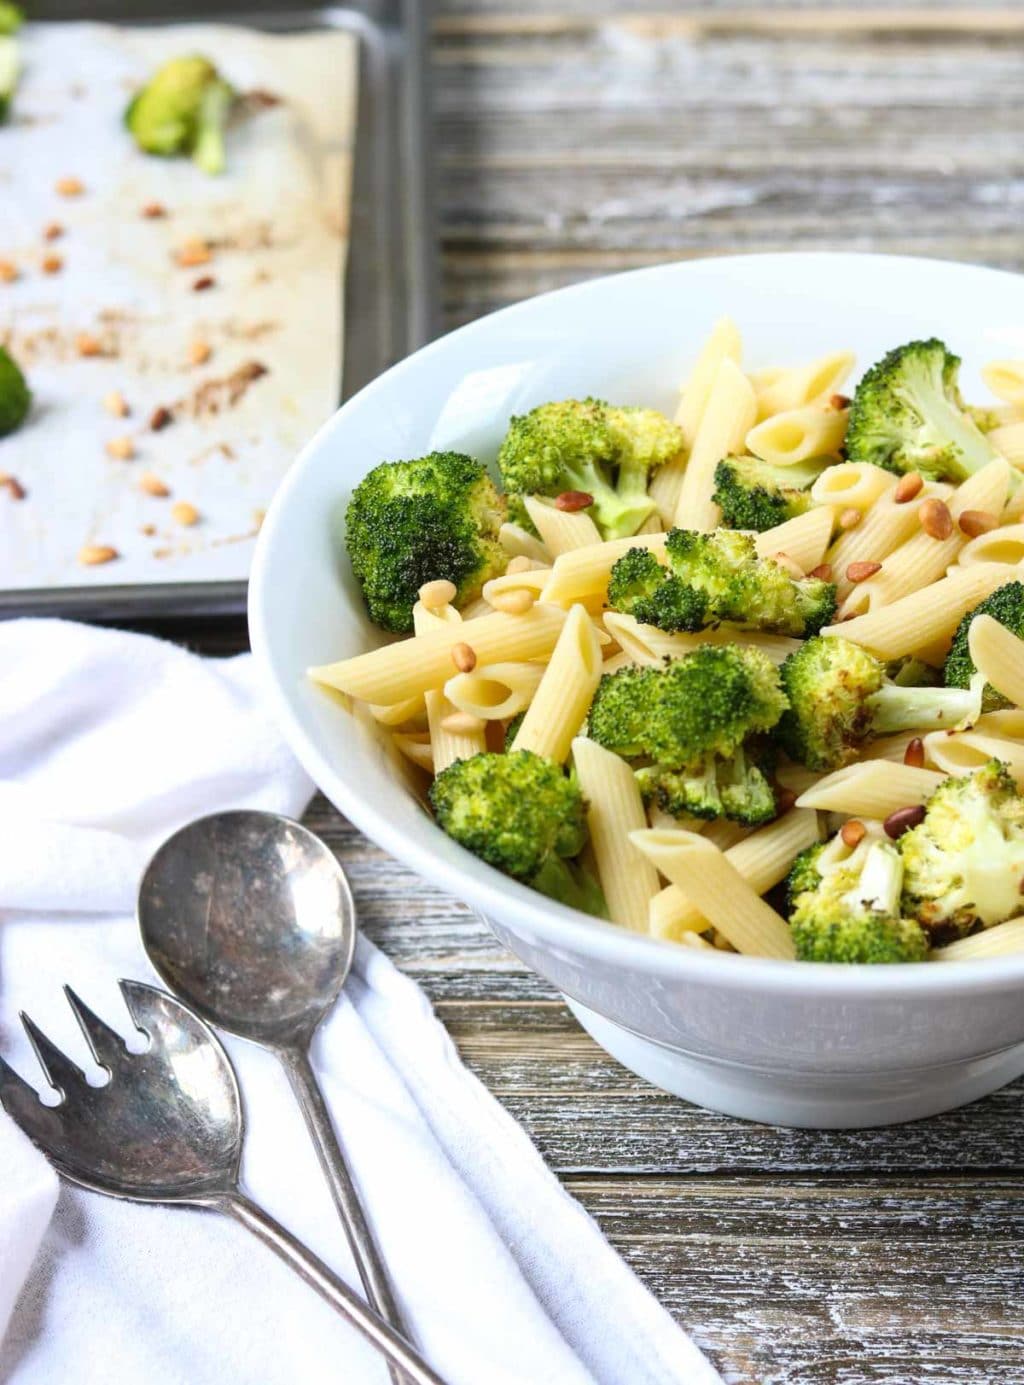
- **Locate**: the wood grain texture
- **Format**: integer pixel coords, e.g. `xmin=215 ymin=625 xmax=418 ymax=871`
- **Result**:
xmin=185 ymin=7 xmax=1024 ymax=1379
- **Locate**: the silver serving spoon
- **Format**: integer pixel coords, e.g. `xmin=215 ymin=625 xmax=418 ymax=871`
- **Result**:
xmin=137 ymin=810 xmax=410 ymax=1384
xmin=0 ymin=980 xmax=444 ymax=1385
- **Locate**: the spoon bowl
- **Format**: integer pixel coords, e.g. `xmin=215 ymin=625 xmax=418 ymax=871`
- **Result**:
xmin=138 ymin=810 xmax=355 ymax=1049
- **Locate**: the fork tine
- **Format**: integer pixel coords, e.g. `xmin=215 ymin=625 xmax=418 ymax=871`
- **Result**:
xmin=0 ymin=1050 xmax=40 ymax=1114
xmin=63 ymin=985 xmax=126 ymax=1069
xmin=20 ymin=1011 xmax=86 ymax=1098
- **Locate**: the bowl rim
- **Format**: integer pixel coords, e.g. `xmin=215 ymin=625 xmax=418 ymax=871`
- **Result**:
xmin=250 ymin=250 xmax=1024 ymax=998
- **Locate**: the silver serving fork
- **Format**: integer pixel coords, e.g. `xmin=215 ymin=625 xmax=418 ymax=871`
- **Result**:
xmin=0 ymin=979 xmax=445 ymax=1385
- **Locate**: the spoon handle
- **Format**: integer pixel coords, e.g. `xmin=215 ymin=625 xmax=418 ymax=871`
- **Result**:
xmin=221 ymin=1191 xmax=446 ymax=1385
xmin=280 ymin=1045 xmax=411 ymax=1385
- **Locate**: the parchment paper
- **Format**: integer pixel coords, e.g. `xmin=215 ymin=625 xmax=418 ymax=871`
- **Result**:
xmin=0 ymin=21 xmax=356 ymax=588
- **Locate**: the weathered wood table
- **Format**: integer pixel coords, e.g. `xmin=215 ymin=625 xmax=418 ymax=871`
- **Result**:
xmin=191 ymin=5 xmax=1024 ymax=1380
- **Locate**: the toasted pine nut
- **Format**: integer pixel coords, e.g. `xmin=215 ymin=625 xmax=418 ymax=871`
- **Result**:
xmin=78 ymin=544 xmax=118 ymax=566
xmin=139 ymin=472 xmax=170 ymax=498
xmin=440 ymin=711 xmax=486 ymax=735
xmin=808 ymin=563 xmax=833 ymax=582
xmin=893 ymin=472 xmax=924 ymax=503
xmin=918 ymin=497 xmax=954 ymax=540
xmin=105 ymin=436 xmax=135 ymax=461
xmin=829 ymin=393 xmax=851 ymax=410
xmin=884 ymin=804 xmax=926 ymax=839
xmin=904 ymin=737 xmax=926 ymax=769
xmin=958 ymin=509 xmax=999 ymax=538
xmin=55 ymin=176 xmax=85 ymax=197
xmin=489 ymin=589 xmax=534 ymax=615
xmin=841 ymin=819 xmax=867 ymax=848
xmin=76 ymin=332 xmax=102 ymax=357
xmin=418 ymin=578 xmax=457 ymax=609
xmin=171 ymin=501 xmax=200 ymax=527
xmin=1 ymin=474 xmax=26 ymax=500
xmin=103 ymin=390 xmax=130 ymax=418
xmin=0 ymin=259 xmax=18 ymax=283
xmin=846 ymin=561 xmax=882 ymax=583
xmin=451 ymin=642 xmax=477 ymax=673
xmin=554 ymin=490 xmax=594 ymax=512
xmin=41 ymin=253 xmax=63 ymax=274
xmin=838 ymin=507 xmax=862 ymax=531
xmin=506 ymin=555 xmax=533 ymax=574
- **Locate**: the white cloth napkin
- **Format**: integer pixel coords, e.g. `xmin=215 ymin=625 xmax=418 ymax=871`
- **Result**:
xmin=0 ymin=618 xmax=720 ymax=1385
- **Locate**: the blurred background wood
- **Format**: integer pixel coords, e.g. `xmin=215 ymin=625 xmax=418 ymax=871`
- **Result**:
xmin=192 ymin=3 xmax=1024 ymax=1379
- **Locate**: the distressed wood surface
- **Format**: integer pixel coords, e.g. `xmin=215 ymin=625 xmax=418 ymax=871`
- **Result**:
xmin=177 ymin=7 xmax=1024 ymax=1381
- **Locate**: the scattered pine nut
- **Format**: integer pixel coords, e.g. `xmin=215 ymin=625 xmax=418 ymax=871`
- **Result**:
xmin=103 ymin=390 xmax=130 ymax=418
xmin=506 ymin=555 xmax=532 ymax=574
xmin=105 ymin=436 xmax=135 ymax=461
xmin=141 ymin=202 xmax=167 ymax=219
xmin=188 ymin=338 xmax=211 ymax=366
xmin=808 ymin=563 xmax=833 ymax=582
xmin=893 ymin=472 xmax=923 ymax=503
xmin=958 ymin=509 xmax=999 ymax=538
xmin=884 ymin=804 xmax=926 ymax=840
xmin=904 ymin=737 xmax=926 ymax=769
xmin=0 ymin=259 xmax=18 ymax=283
xmin=838 ymin=507 xmax=862 ymax=531
xmin=41 ymin=253 xmax=63 ymax=274
xmin=440 ymin=710 xmax=487 ymax=736
xmin=176 ymin=238 xmax=211 ymax=268
xmin=918 ymin=497 xmax=954 ymax=540
xmin=76 ymin=332 xmax=102 ymax=357
xmin=0 ymin=474 xmax=26 ymax=500
xmin=841 ymin=819 xmax=867 ymax=848
xmin=829 ymin=393 xmax=851 ymax=410
xmin=55 ymin=176 xmax=85 ymax=197
xmin=846 ymin=560 xmax=882 ymax=584
xmin=171 ymin=500 xmax=200 ymax=527
xmin=192 ymin=275 xmax=215 ymax=292
xmin=78 ymin=543 xmax=118 ymax=566
xmin=418 ymin=578 xmax=457 ymax=609
xmin=43 ymin=222 xmax=64 ymax=241
xmin=451 ymin=642 xmax=477 ymax=673
xmin=149 ymin=405 xmax=173 ymax=432
xmin=554 ymin=490 xmax=594 ymax=512
xmin=139 ymin=472 xmax=170 ymax=497
xmin=490 ymin=589 xmax=534 ymax=615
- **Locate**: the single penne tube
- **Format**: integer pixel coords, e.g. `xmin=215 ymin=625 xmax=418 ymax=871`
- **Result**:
xmin=794 ymin=762 xmax=945 ymax=816
xmin=931 ymin=916 xmax=1024 ymax=961
xmin=443 ymin=661 xmax=546 ymax=720
xmin=923 ymin=723 xmax=1024 ymax=783
xmin=968 ymin=614 xmax=1024 ymax=708
xmin=499 ymin=521 xmax=551 ymax=565
xmin=310 ymin=603 xmax=569 ymax=704
xmin=511 ymin=604 xmax=603 ymax=762
xmin=600 ymin=651 xmax=637 ymax=675
xmin=673 ymin=358 xmax=756 ymax=532
xmin=754 ymin=350 xmax=855 ymax=420
xmin=523 ymin=495 xmax=603 ymax=554
xmin=827 ymin=479 xmax=948 ymax=603
xmin=392 ymin=732 xmax=434 ymax=773
xmin=648 ymin=809 xmax=820 ymax=941
xmin=481 ymin=568 xmax=552 ymax=604
xmin=601 ymin=612 xmax=800 ymax=667
xmin=746 ymin=404 xmax=848 ymax=467
xmin=632 ymin=829 xmax=797 ymax=958
xmin=367 ymin=694 xmax=424 ymax=726
xmin=838 ymin=457 xmax=1011 ymax=618
xmin=540 ymin=532 xmax=667 ymax=606
xmin=958 ymin=523 xmax=1024 ymax=568
xmin=856 ymin=732 xmax=934 ymax=764
xmin=571 ymin=737 xmax=660 ymax=932
xmin=810 ymin=461 xmax=893 ymax=512
xmin=700 ymin=818 xmax=754 ymax=852
xmin=823 ymin=562 xmax=1015 ymax=661
xmin=982 ymin=360 xmax=1024 ymax=406
xmin=754 ymin=506 xmax=834 ymax=574
xmin=414 ymin=602 xmax=487 ymax=771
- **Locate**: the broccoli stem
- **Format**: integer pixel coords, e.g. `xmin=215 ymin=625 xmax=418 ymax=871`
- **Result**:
xmin=531 ymin=855 xmax=608 ymax=918
xmin=192 ymin=80 xmax=232 ymax=175
xmin=564 ymin=457 xmax=655 ymax=540
xmin=849 ymin=841 xmax=902 ymax=917
xmin=901 ymin=368 xmax=995 ymax=481
xmin=867 ymin=674 xmax=983 ymax=735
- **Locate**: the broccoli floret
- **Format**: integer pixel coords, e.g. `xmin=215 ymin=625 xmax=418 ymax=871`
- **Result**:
xmin=779 ymin=635 xmax=985 ymax=771
xmin=429 ymin=750 xmax=606 ymax=916
xmin=0 ymin=346 xmax=30 ymax=436
xmin=846 ymin=339 xmax=998 ymax=483
xmin=638 ymin=742 xmax=777 ymax=826
xmin=944 ymin=581 xmax=1024 ymax=714
xmin=607 ymin=528 xmax=836 ymax=638
xmin=346 ymin=451 xmax=506 ymax=633
xmin=0 ymin=10 xmax=20 ymax=125
xmin=0 ymin=2 xmax=22 ymax=33
xmin=712 ymin=454 xmax=826 ymax=532
xmin=125 ymin=56 xmax=236 ymax=175
xmin=787 ymin=837 xmax=929 ymax=963
xmin=900 ymin=760 xmax=1024 ymax=939
xmin=497 ymin=398 xmax=683 ymax=541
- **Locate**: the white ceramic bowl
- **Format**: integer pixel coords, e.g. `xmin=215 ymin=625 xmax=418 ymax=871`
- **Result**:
xmin=250 ymin=253 xmax=1024 ymax=1129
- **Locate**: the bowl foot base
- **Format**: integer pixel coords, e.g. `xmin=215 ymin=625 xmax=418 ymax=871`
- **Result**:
xmin=564 ymin=998 xmax=1024 ymax=1129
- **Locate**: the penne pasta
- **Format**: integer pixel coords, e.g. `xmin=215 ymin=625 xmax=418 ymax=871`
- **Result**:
xmin=601 ymin=612 xmax=800 ymax=667
xmin=968 ymin=615 xmax=1024 ymax=709
xmin=795 ymin=762 xmax=945 ymax=816
xmin=392 ymin=731 xmax=433 ymax=773
xmin=632 ymin=829 xmax=797 ymax=958
xmin=511 ymin=605 xmax=603 ymax=762
xmin=982 ymin=360 xmax=1024 ymax=406
xmin=827 ymin=478 xmax=949 ymax=604
xmin=931 ymin=916 xmax=1024 ymax=961
xmin=523 ymin=495 xmax=603 ymax=555
xmin=415 ymin=603 xmax=487 ymax=773
xmin=648 ymin=810 xmax=820 ymax=941
xmin=810 ymin=461 xmax=893 ymax=513
xmin=673 ymin=358 xmax=756 ymax=533
xmin=958 ymin=522 xmax=1024 ymax=568
xmin=540 ymin=532 xmax=666 ymax=606
xmin=572 ymin=737 xmax=660 ymax=932
xmin=923 ymin=718 xmax=1024 ymax=784
xmin=444 ymin=661 xmax=546 ymax=721
xmin=990 ymin=421 xmax=1024 ymax=469
xmin=754 ymin=350 xmax=855 ymax=420
xmin=754 ymin=506 xmax=834 ymax=574
xmin=499 ymin=521 xmax=551 ymax=566
xmin=746 ymin=403 xmax=848 ymax=467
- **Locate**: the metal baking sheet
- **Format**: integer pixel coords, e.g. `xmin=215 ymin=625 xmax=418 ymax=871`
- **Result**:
xmin=0 ymin=0 xmax=437 ymax=621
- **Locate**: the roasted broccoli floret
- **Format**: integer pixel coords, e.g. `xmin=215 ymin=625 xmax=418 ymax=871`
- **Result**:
xmin=607 ymin=528 xmax=836 ymax=638
xmin=125 ymin=56 xmax=236 ymax=175
xmin=429 ymin=750 xmax=606 ymax=916
xmin=497 ymin=398 xmax=683 ymax=541
xmin=346 ymin=451 xmax=506 ymax=633
xmin=944 ymin=581 xmax=1024 ymax=714
xmin=0 ymin=345 xmax=30 ymax=436
xmin=900 ymin=760 xmax=1024 ymax=939
xmin=712 ymin=454 xmax=827 ymax=532
xmin=846 ymin=338 xmax=998 ymax=483
xmin=779 ymin=634 xmax=985 ymax=771
xmin=587 ymin=646 xmax=785 ymax=824
xmin=0 ymin=4 xmax=21 ymax=124
xmin=786 ymin=837 xmax=929 ymax=963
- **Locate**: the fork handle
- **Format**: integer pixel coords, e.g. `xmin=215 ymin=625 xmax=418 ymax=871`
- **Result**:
xmin=219 ymin=1191 xmax=446 ymax=1385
